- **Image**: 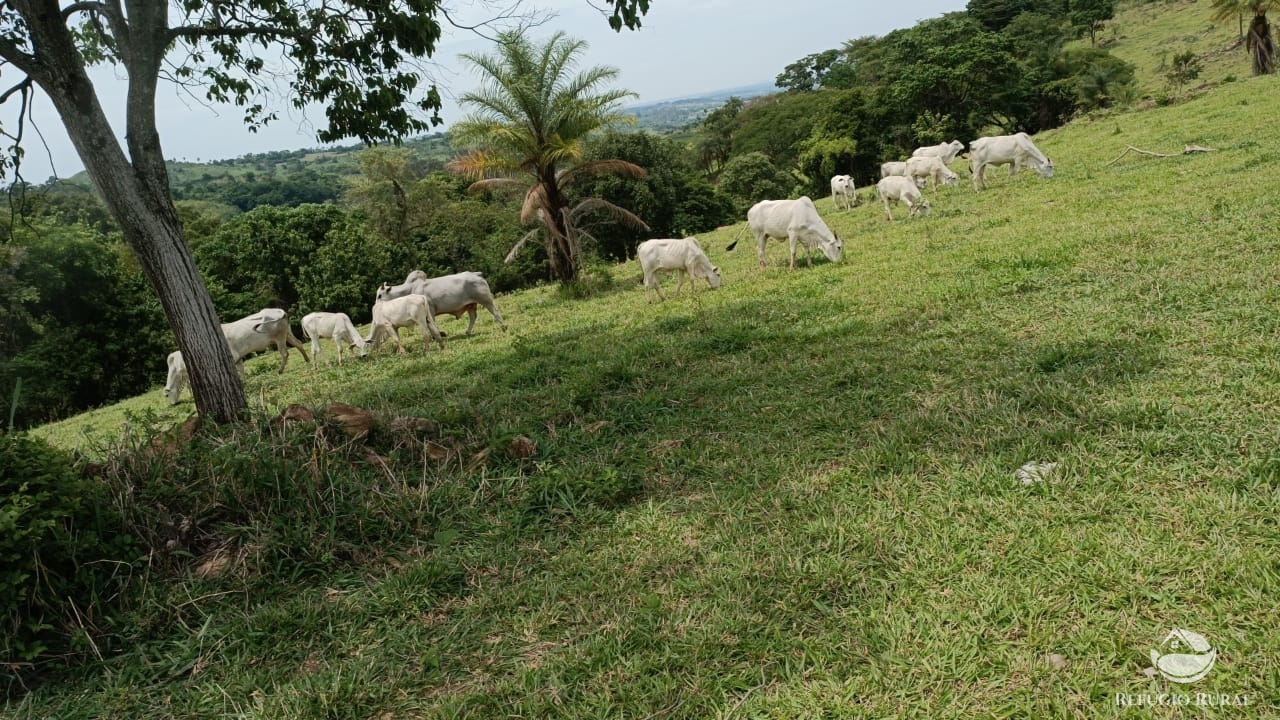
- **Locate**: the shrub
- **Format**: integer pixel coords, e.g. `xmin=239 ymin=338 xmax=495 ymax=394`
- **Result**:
xmin=0 ymin=433 xmax=136 ymax=669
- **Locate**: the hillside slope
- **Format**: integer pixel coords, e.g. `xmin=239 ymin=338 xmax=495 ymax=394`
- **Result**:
xmin=1104 ymin=0 xmax=1250 ymax=97
xmin=19 ymin=65 xmax=1280 ymax=717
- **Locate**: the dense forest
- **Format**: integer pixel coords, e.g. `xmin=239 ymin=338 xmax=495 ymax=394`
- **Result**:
xmin=1 ymin=0 xmax=1146 ymax=430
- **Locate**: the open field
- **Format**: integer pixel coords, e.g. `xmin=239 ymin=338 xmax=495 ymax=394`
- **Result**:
xmin=16 ymin=46 xmax=1280 ymax=720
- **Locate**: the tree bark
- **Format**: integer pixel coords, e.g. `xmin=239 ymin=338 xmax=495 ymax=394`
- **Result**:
xmin=14 ymin=2 xmax=247 ymax=422
xmin=1247 ymin=11 xmax=1276 ymax=75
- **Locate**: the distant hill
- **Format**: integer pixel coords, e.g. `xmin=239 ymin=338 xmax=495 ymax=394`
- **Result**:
xmin=623 ymin=82 xmax=778 ymax=132
xmin=46 ymin=82 xmax=778 ymax=192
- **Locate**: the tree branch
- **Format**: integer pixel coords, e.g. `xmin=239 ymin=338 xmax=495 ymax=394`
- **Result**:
xmin=1106 ymin=144 xmax=1215 ymax=166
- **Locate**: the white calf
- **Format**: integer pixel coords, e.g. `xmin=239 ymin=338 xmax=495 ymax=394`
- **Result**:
xmin=637 ymin=237 xmax=722 ymax=303
xmin=366 ymin=292 xmax=446 ymax=355
xmin=301 ymin=311 xmax=368 ymax=365
xmin=905 ymin=155 xmax=959 ymax=192
xmin=877 ymin=175 xmax=931 ymax=221
xmin=830 ymin=174 xmax=858 ymax=210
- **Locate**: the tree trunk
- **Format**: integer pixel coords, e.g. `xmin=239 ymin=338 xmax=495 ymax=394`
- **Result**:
xmin=539 ymin=177 xmax=579 ymax=284
xmin=1248 ymin=11 xmax=1276 ymax=75
xmin=18 ymin=6 xmax=247 ymax=422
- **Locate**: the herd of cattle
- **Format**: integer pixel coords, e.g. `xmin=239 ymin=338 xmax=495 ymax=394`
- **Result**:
xmin=161 ymin=271 xmax=507 ymax=403
xmin=160 ymin=132 xmax=1054 ymax=404
xmin=833 ymin=131 xmax=1055 ymax=221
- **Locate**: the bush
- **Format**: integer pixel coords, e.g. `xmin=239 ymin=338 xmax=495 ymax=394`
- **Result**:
xmin=0 ymin=433 xmax=136 ymax=670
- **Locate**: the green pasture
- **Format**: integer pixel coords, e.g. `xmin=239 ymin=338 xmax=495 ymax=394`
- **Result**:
xmin=15 ymin=68 xmax=1280 ymax=720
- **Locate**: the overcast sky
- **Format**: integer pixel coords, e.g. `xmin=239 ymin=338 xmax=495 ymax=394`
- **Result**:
xmin=9 ymin=1 xmax=968 ymax=184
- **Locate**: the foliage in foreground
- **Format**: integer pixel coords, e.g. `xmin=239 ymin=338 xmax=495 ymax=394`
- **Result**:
xmin=0 ymin=433 xmax=135 ymax=670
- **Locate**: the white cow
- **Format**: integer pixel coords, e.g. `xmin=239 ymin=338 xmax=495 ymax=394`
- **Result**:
xmin=969 ymin=132 xmax=1054 ymax=191
xmin=877 ymin=175 xmax=931 ymax=221
xmin=301 ymin=311 xmax=368 ymax=365
xmin=366 ymin=292 xmax=446 ymax=355
xmin=163 ymin=308 xmax=309 ymax=404
xmin=911 ymin=140 xmax=966 ymax=164
xmin=830 ymin=174 xmax=858 ymax=210
xmin=637 ymin=237 xmax=722 ymax=303
xmin=905 ymin=155 xmax=959 ymax=191
xmin=726 ymin=197 xmax=843 ymax=269
xmin=375 ymin=270 xmax=506 ymax=336
xmin=880 ymin=161 xmax=910 ymax=178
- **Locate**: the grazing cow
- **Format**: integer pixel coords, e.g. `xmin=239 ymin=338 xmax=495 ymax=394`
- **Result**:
xmin=830 ymin=174 xmax=858 ymax=210
xmin=877 ymin=175 xmax=931 ymax=221
xmin=911 ymin=140 xmax=966 ymax=164
xmin=301 ymin=311 xmax=368 ymax=365
xmin=637 ymin=237 xmax=722 ymax=303
xmin=726 ymin=197 xmax=843 ymax=269
xmin=366 ymin=292 xmax=446 ymax=355
xmin=905 ymin=155 xmax=959 ymax=191
xmin=375 ymin=270 xmax=506 ymax=336
xmin=163 ymin=308 xmax=309 ymax=404
xmin=969 ymin=132 xmax=1054 ymax=191
xmin=880 ymin=161 xmax=909 ymax=178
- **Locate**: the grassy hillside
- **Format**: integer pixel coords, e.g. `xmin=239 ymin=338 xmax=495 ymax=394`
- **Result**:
xmin=1104 ymin=0 xmax=1250 ymax=98
xmin=16 ymin=68 xmax=1280 ymax=716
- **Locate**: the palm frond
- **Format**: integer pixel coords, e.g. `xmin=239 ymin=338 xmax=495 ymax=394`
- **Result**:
xmin=466 ymin=177 xmax=529 ymax=195
xmin=567 ymin=198 xmax=651 ymax=232
xmin=504 ymin=228 xmax=543 ymax=264
xmin=520 ymin=184 xmax=551 ymax=225
xmin=558 ymin=159 xmax=648 ymax=188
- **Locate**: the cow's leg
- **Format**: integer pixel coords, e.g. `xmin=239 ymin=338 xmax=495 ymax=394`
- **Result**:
xmin=463 ymin=306 xmax=479 ymax=336
xmin=333 ymin=336 xmax=345 ymax=364
xmin=755 ymin=232 xmax=768 ymax=268
xmin=285 ymin=330 xmax=310 ymax=365
xmin=788 ymin=235 xmax=797 ymax=270
xmin=883 ymin=196 xmax=894 ymax=222
xmin=482 ymin=300 xmax=507 ymax=331
xmin=674 ymin=269 xmax=687 ymax=296
xmin=275 ymin=339 xmax=290 ymax=374
xmin=420 ymin=314 xmax=446 ymax=352
xmin=310 ymin=337 xmax=323 ymax=367
xmin=391 ymin=326 xmax=407 ymax=354
xmin=644 ymin=271 xmax=663 ymax=302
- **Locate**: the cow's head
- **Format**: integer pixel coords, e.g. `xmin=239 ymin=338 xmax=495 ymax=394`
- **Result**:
xmin=162 ymin=351 xmax=187 ymax=405
xmin=823 ymin=235 xmax=844 ymax=263
xmin=706 ymin=266 xmax=722 ymax=289
xmin=375 ymin=283 xmax=392 ymax=303
xmin=913 ymin=199 xmax=932 ymax=219
xmin=1037 ymin=158 xmax=1055 ymax=179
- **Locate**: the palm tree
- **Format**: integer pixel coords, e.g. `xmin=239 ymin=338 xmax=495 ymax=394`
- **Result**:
xmin=1211 ymin=0 xmax=1278 ymax=73
xmin=450 ymin=31 xmax=650 ymax=284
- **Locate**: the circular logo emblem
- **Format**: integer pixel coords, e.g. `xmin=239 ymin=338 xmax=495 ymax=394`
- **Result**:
xmin=1150 ymin=628 xmax=1217 ymax=683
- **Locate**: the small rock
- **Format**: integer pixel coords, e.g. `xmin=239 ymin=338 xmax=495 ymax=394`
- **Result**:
xmin=1044 ymin=653 xmax=1067 ymax=671
xmin=1016 ymin=461 xmax=1058 ymax=484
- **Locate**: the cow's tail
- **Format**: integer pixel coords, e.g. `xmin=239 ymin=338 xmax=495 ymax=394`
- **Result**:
xmin=725 ymin=223 xmax=750 ymax=252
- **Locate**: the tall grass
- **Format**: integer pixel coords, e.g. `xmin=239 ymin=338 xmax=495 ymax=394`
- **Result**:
xmin=13 ymin=59 xmax=1280 ymax=720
